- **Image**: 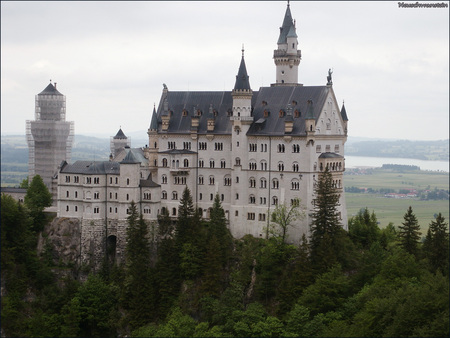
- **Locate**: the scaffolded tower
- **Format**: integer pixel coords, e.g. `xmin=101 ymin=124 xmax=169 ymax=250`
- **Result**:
xmin=26 ymin=82 xmax=74 ymax=190
xmin=110 ymin=128 xmax=131 ymax=159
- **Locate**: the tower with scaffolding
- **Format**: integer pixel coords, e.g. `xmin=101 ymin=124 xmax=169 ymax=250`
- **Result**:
xmin=26 ymin=82 xmax=74 ymax=196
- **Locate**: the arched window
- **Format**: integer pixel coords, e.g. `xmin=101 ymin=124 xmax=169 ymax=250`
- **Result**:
xmin=162 ymin=175 xmax=167 ymax=184
xmin=272 ymin=196 xmax=279 ymax=205
xmin=162 ymin=191 xmax=167 ymax=199
xmin=272 ymin=178 xmax=279 ymax=189
xmin=260 ymin=177 xmax=267 ymax=189
xmin=249 ymin=177 xmax=256 ymax=188
xmin=162 ymin=158 xmax=168 ymax=167
xmin=184 ymin=159 xmax=189 ymax=167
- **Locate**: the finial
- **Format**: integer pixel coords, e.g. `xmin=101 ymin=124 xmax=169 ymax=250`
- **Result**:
xmin=287 ymin=0 xmax=290 ymax=7
xmin=241 ymin=44 xmax=245 ymax=58
xmin=50 ymin=79 xmax=52 ymax=83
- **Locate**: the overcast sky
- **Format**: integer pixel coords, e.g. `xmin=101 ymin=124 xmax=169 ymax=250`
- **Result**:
xmin=1 ymin=1 xmax=449 ymax=142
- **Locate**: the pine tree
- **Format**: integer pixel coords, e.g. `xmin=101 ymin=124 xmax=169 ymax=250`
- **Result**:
xmin=398 ymin=206 xmax=421 ymax=258
xmin=24 ymin=174 xmax=52 ymax=232
xmin=175 ymin=186 xmax=197 ymax=245
xmin=309 ymin=167 xmax=343 ymax=271
xmin=209 ymin=194 xmax=233 ymax=266
xmin=123 ymin=201 xmax=155 ymax=328
xmin=423 ymin=213 xmax=449 ymax=274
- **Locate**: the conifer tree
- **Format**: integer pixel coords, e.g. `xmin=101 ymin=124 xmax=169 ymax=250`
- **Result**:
xmin=423 ymin=213 xmax=449 ymax=274
xmin=24 ymin=174 xmax=52 ymax=232
xmin=175 ymin=186 xmax=197 ymax=245
xmin=309 ymin=167 xmax=343 ymax=271
xmin=209 ymin=194 xmax=233 ymax=265
xmin=398 ymin=206 xmax=421 ymax=258
xmin=123 ymin=201 xmax=155 ymax=328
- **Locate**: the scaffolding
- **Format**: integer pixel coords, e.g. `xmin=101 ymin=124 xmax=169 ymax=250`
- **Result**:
xmin=26 ymin=83 xmax=74 ymax=190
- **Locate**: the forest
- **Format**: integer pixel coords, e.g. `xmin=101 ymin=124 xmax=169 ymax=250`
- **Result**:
xmin=1 ymin=170 xmax=449 ymax=337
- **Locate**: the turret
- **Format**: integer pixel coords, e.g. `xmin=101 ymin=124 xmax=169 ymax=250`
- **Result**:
xmin=231 ymin=47 xmax=253 ymax=120
xmin=147 ymin=105 xmax=159 ymax=170
xmin=340 ymin=101 xmax=348 ymax=135
xmin=305 ymin=99 xmax=316 ymax=145
xmin=110 ymin=127 xmax=130 ymax=158
xmin=272 ymin=2 xmax=301 ymax=86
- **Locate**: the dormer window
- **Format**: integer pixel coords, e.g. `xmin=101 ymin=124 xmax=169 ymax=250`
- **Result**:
xmin=279 ymin=110 xmax=285 ymax=118
xmin=182 ymin=109 xmax=188 ymax=117
xmin=294 ymin=109 xmax=300 ymax=118
xmin=197 ymin=109 xmax=202 ymax=116
xmin=262 ymin=100 xmax=268 ymax=106
xmin=264 ymin=109 xmax=270 ymax=118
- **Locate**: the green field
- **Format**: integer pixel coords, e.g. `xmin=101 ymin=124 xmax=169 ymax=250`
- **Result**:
xmin=345 ymin=169 xmax=449 ymax=231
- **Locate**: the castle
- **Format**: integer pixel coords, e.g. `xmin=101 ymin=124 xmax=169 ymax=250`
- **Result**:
xmin=56 ymin=3 xmax=348 ymax=267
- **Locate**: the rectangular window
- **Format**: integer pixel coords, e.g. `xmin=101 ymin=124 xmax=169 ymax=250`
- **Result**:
xmin=316 ymin=145 xmax=321 ymax=153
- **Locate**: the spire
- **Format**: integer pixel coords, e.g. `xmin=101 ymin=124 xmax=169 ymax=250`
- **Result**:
xmin=234 ymin=47 xmax=251 ymax=91
xmin=113 ymin=128 xmax=127 ymax=139
xmin=340 ymin=102 xmax=348 ymax=121
xmin=277 ymin=2 xmax=295 ymax=44
xmin=39 ymin=82 xmax=63 ymax=96
xmin=150 ymin=105 xmax=158 ymax=130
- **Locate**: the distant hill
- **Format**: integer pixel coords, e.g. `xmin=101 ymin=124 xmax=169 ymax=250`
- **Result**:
xmin=346 ymin=139 xmax=449 ymax=161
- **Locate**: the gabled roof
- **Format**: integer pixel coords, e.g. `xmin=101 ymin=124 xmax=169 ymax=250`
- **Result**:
xmin=155 ymin=85 xmax=329 ymax=137
xmin=113 ymin=128 xmax=127 ymax=139
xmin=39 ymin=83 xmax=63 ymax=96
xmin=60 ymin=161 xmax=120 ymax=174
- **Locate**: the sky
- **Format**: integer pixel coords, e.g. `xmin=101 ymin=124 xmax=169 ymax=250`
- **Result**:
xmin=1 ymin=1 xmax=449 ymax=142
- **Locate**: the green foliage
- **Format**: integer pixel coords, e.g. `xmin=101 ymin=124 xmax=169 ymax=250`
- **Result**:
xmin=398 ymin=206 xmax=422 ymax=257
xmin=24 ymin=174 xmax=52 ymax=232
xmin=268 ymin=200 xmax=304 ymax=244
xmin=20 ymin=177 xmax=29 ymax=188
xmin=348 ymin=207 xmax=380 ymax=249
xmin=423 ymin=213 xmax=449 ymax=274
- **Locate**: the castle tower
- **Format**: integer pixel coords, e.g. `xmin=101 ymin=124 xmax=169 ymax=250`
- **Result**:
xmin=26 ymin=82 xmax=74 ymax=191
xmin=230 ymin=48 xmax=253 ymax=229
xmin=272 ymin=2 xmax=301 ymax=86
xmin=147 ymin=105 xmax=159 ymax=173
xmin=110 ymin=128 xmax=131 ymax=159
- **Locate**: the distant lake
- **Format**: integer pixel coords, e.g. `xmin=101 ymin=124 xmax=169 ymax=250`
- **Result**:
xmin=345 ymin=155 xmax=449 ymax=172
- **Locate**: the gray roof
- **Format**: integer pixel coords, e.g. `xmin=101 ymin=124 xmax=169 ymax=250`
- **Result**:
xmin=149 ymin=106 xmax=158 ymax=130
xmin=121 ymin=149 xmax=141 ymax=164
xmin=140 ymin=174 xmax=160 ymax=188
xmin=60 ymin=161 xmax=120 ymax=174
xmin=1 ymin=187 xmax=27 ymax=194
xmin=39 ymin=83 xmax=63 ymax=96
xmin=155 ymin=85 xmax=330 ymax=137
xmin=277 ymin=4 xmax=295 ymax=44
xmin=318 ymin=152 xmax=344 ymax=159
xmin=113 ymin=128 xmax=127 ymax=139
xmin=114 ymin=148 xmax=148 ymax=164
xmin=159 ymin=149 xmax=197 ymax=155
xmin=340 ymin=103 xmax=348 ymax=121
xmin=234 ymin=55 xmax=251 ymax=91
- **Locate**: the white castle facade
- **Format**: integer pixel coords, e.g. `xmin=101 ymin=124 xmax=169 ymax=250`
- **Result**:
xmin=56 ymin=3 xmax=348 ymax=251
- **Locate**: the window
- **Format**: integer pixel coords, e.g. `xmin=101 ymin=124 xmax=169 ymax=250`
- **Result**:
xmin=168 ymin=141 xmax=176 ymax=149
xmin=143 ymin=207 xmax=151 ymax=214
xmin=199 ymin=142 xmax=207 ymax=150
xmin=294 ymin=109 xmax=300 ymax=118
xmin=249 ymin=161 xmax=257 ymax=170
xmin=110 ymin=177 xmax=113 ymax=184
xmin=326 ymin=145 xmax=331 ymax=152
xmin=247 ymin=213 xmax=256 ymax=220
xmin=316 ymin=145 xmax=321 ymax=153
xmin=74 ymin=176 xmax=79 ymax=183
xmin=235 ymin=157 xmax=241 ymax=166
xmin=94 ymin=192 xmax=100 ymax=199
xmin=75 ymin=206 xmax=78 ymax=212
xmin=326 ymin=119 xmax=331 ymax=130
xmin=278 ymin=162 xmax=284 ymax=172
xmin=335 ymin=144 xmax=340 ymax=153
xmin=272 ymin=196 xmax=279 ymax=205
xmin=279 ymin=109 xmax=285 ymax=117
xmin=174 ymin=176 xmax=186 ymax=185
xmin=209 ymin=176 xmax=215 ymax=185
xmin=293 ymin=162 xmax=299 ymax=172
xmin=291 ymin=179 xmax=300 ymax=190
xmin=260 ymin=197 xmax=267 ymax=205
xmin=235 ymin=210 xmax=239 ymax=216
xmin=65 ymin=176 xmax=70 ymax=183
xmin=172 ymin=208 xmax=177 ymax=216
xmin=272 ymin=178 xmax=279 ymax=189
xmin=293 ymin=144 xmax=300 ymax=153
xmin=115 ymin=192 xmax=118 ymax=199
xmin=210 ymin=160 xmax=215 ymax=168
xmin=249 ymin=143 xmax=257 ymax=152
xmin=249 ymin=195 xmax=256 ymax=204
xmin=221 ymin=160 xmax=226 ymax=168
xmin=260 ymin=178 xmax=267 ymax=189
xmin=199 ymin=159 xmax=204 ymax=168
xmin=236 ymin=176 xmax=239 ymax=184
xmin=126 ymin=194 xmax=129 ymax=201
xmin=86 ymin=177 xmax=92 ymax=184
xmin=94 ymin=177 xmax=100 ymax=184
xmin=162 ymin=175 xmax=167 ymax=184
xmin=162 ymin=158 xmax=168 ymax=167
xmin=291 ymin=198 xmax=300 ymax=207
xmin=278 ymin=144 xmax=285 ymax=153
xmin=75 ymin=191 xmax=78 ymax=198
xmin=183 ymin=141 xmax=191 ymax=150
xmin=260 ymin=161 xmax=267 ymax=171
xmin=66 ymin=191 xmax=69 ymax=198
xmin=66 ymin=205 xmax=69 ymax=211
xmin=259 ymin=213 xmax=266 ymax=222
xmin=127 ymin=178 xmax=130 ymax=185
xmin=172 ymin=191 xmax=178 ymax=200
xmin=199 ymin=193 xmax=203 ymax=200
xmin=236 ymin=193 xmax=239 ymax=200
xmin=115 ymin=177 xmax=118 ymax=184
xmin=224 ymin=176 xmax=231 ymax=186
xmin=249 ymin=177 xmax=256 ymax=188
xmin=94 ymin=207 xmax=100 ymax=214
xmin=210 ymin=194 xmax=214 ymax=201
xmin=215 ymin=142 xmax=223 ymax=151
xmin=184 ymin=159 xmax=189 ymax=167
xmin=110 ymin=192 xmax=112 ymax=199
xmin=144 ymin=192 xmax=151 ymax=200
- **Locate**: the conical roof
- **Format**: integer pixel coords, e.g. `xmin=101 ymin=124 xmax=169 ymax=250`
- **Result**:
xmin=341 ymin=103 xmax=348 ymax=121
xmin=277 ymin=3 xmax=295 ymax=44
xmin=38 ymin=82 xmax=63 ymax=96
xmin=234 ymin=53 xmax=251 ymax=91
xmin=150 ymin=106 xmax=158 ymax=130
xmin=113 ymin=128 xmax=127 ymax=139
